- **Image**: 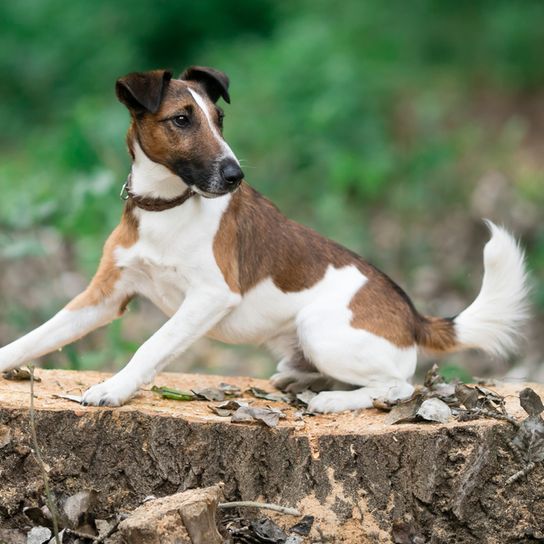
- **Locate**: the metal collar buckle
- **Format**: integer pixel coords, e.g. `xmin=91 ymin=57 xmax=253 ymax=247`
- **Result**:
xmin=119 ymin=179 xmax=130 ymax=201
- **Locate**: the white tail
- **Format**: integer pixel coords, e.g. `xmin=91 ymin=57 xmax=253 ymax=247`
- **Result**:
xmin=454 ymin=220 xmax=530 ymax=357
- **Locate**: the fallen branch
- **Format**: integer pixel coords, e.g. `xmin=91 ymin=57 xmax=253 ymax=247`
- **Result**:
xmin=219 ymin=501 xmax=301 ymax=516
xmin=28 ymin=364 xmax=61 ymax=544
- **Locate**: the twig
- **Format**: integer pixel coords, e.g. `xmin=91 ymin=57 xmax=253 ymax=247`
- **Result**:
xmin=28 ymin=364 xmax=61 ymax=544
xmin=477 ymin=408 xmax=520 ymax=427
xmin=219 ymin=501 xmax=301 ymax=516
xmin=65 ymin=528 xmax=96 ymax=540
xmin=506 ymin=461 xmax=536 ymax=486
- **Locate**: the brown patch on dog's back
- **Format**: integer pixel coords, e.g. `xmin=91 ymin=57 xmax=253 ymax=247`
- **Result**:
xmin=66 ymin=204 xmax=139 ymax=313
xmin=214 ymin=184 xmax=420 ymax=347
xmin=213 ymin=195 xmax=241 ymax=293
xmin=348 ymin=274 xmax=420 ymax=347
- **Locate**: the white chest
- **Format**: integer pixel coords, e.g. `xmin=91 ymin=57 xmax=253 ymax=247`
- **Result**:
xmin=114 ymin=196 xmax=231 ymax=315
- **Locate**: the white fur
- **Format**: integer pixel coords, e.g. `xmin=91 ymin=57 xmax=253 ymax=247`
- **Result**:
xmin=454 ymin=221 xmax=529 ymax=357
xmin=131 ymin=142 xmax=189 ymax=199
xmin=188 ymin=88 xmax=237 ymax=161
xmin=0 ymin=304 xmax=119 ymax=371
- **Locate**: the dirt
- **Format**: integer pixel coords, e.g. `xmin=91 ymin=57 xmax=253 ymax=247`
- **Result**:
xmin=1 ymin=370 xmax=544 ymax=543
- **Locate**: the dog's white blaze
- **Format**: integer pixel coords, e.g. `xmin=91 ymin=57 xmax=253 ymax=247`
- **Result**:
xmin=188 ymin=88 xmax=237 ymax=162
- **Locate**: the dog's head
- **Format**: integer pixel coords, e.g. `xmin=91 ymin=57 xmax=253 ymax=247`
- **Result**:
xmin=116 ymin=67 xmax=243 ymax=197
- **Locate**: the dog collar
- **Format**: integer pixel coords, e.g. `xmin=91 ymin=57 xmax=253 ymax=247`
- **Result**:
xmin=120 ymin=174 xmax=195 ymax=212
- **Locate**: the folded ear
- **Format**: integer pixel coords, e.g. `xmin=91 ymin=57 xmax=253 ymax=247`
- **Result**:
xmin=181 ymin=66 xmax=230 ymax=104
xmin=115 ymin=69 xmax=173 ymax=114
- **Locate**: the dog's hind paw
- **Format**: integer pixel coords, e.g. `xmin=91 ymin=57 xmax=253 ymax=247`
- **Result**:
xmin=270 ymin=370 xmax=329 ymax=394
xmin=308 ymin=389 xmax=374 ymax=413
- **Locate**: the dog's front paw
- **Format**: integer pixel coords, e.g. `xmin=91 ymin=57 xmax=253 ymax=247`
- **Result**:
xmin=81 ymin=379 xmax=135 ymax=407
xmin=308 ymin=390 xmax=373 ymax=413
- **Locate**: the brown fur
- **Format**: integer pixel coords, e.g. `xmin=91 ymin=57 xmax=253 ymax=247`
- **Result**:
xmin=213 ymin=184 xmax=450 ymax=348
xmin=129 ymin=81 xmax=224 ymax=176
xmin=66 ymin=205 xmax=139 ymax=314
xmin=415 ymin=316 xmax=457 ymax=352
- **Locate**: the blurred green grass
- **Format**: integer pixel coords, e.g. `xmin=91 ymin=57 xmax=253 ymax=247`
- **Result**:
xmin=0 ymin=0 xmax=542 ymax=377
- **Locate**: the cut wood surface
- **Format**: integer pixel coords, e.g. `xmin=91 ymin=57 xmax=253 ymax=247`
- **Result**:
xmin=1 ymin=370 xmax=543 ymax=543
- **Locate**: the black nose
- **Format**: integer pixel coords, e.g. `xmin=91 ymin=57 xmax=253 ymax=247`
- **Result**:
xmin=220 ymin=159 xmax=244 ymax=185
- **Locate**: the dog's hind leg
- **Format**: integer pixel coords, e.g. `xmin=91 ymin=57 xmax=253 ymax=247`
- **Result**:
xmin=296 ymin=304 xmax=416 ymax=413
xmin=270 ymin=351 xmax=353 ymax=394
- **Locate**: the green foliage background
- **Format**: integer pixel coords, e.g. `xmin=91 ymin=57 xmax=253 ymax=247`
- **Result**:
xmin=0 ymin=0 xmax=542 ymax=378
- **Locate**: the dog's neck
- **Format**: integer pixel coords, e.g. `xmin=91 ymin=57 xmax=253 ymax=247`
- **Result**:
xmin=130 ymin=142 xmax=190 ymax=200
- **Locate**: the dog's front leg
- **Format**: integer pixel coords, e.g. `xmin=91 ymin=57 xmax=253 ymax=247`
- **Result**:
xmin=81 ymin=288 xmax=240 ymax=406
xmin=0 ymin=290 xmax=128 ymax=374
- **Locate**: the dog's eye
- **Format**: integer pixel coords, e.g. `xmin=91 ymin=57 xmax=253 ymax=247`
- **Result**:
xmin=172 ymin=115 xmax=190 ymax=128
xmin=217 ymin=111 xmax=225 ymax=129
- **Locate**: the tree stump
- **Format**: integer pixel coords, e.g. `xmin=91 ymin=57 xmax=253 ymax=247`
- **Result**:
xmin=0 ymin=369 xmax=543 ymax=543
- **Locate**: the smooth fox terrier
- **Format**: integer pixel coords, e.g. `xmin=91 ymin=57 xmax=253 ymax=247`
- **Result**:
xmin=0 ymin=66 xmax=530 ymax=412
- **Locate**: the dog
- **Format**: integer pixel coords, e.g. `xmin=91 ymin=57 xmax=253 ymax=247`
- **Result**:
xmin=0 ymin=66 xmax=530 ymax=413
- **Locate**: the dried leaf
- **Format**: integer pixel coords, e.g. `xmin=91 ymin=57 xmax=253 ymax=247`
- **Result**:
xmin=251 ymin=517 xmax=288 ymax=542
xmin=210 ymin=408 xmax=234 ymax=417
xmin=3 ymin=368 xmax=41 ymax=382
xmin=218 ymin=382 xmax=242 ymax=396
xmin=95 ymin=519 xmax=114 ymax=539
xmin=519 ymin=388 xmax=544 ymax=416
xmin=151 ymin=385 xmax=196 ymax=401
xmin=231 ymin=406 xmax=284 ymax=428
xmin=423 ymin=364 xmax=444 ymax=389
xmin=455 ymin=384 xmax=479 ymax=409
xmin=248 ymin=387 xmax=290 ymax=403
xmin=231 ymin=406 xmax=257 ymax=424
xmin=416 ymin=398 xmax=452 ymax=423
xmin=289 ymin=515 xmax=314 ymax=536
xmin=431 ymin=382 xmax=457 ymax=399
xmin=62 ymin=490 xmax=96 ymax=529
xmin=295 ymin=390 xmax=317 ymax=406
xmin=385 ymin=397 xmax=422 ymax=425
xmin=192 ymin=388 xmax=226 ymax=402
xmin=26 ymin=526 xmax=51 ymax=544
xmin=209 ymin=400 xmax=247 ymax=417
xmin=511 ymin=390 xmax=544 ymax=465
xmin=475 ymin=386 xmax=505 ymax=412
xmin=515 ymin=418 xmax=544 ymax=464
